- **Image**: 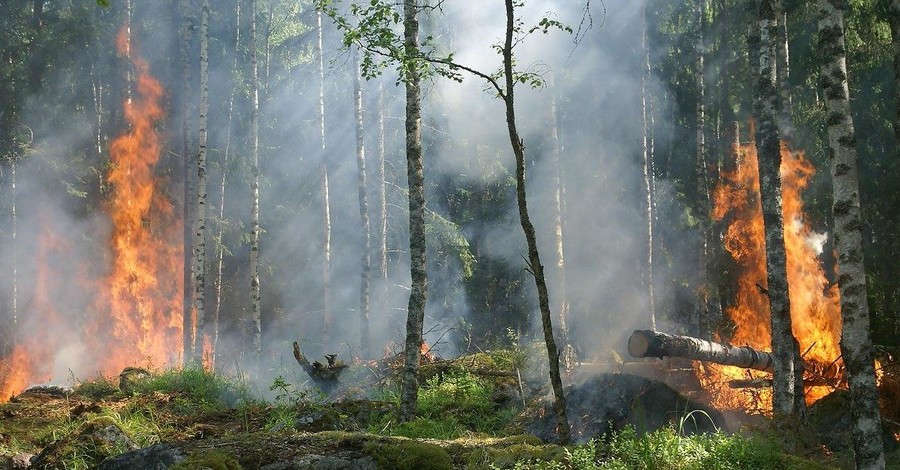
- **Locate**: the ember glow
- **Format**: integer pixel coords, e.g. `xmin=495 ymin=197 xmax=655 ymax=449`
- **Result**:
xmin=697 ymin=134 xmax=843 ymax=412
xmin=0 ymin=26 xmax=182 ymax=400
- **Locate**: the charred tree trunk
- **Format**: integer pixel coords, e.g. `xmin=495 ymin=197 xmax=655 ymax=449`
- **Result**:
xmin=753 ymin=0 xmax=805 ymax=419
xmin=818 ymin=0 xmax=886 ymax=466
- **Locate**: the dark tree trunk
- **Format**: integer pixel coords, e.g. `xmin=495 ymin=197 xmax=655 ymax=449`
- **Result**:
xmin=502 ymin=0 xmax=570 ymax=444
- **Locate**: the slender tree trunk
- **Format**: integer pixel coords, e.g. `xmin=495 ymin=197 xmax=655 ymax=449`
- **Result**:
xmin=817 ymin=1 xmax=885 ymax=467
xmin=180 ymin=0 xmax=195 ymax=365
xmin=501 ymin=0 xmax=569 ymax=444
xmin=695 ymin=0 xmax=712 ymax=336
xmin=27 ymin=0 xmax=44 ymax=93
xmin=249 ymin=0 xmax=262 ymax=368
xmin=192 ymin=0 xmax=210 ymax=363
xmin=352 ymin=47 xmax=372 ymax=359
xmin=891 ymin=1 xmax=900 ymax=159
xmin=10 ymin=155 xmax=16 ymax=332
xmin=212 ymin=0 xmax=242 ymax=369
xmin=753 ymin=0 xmax=805 ymax=419
xmin=377 ymin=82 xmax=388 ymax=281
xmin=775 ymin=0 xmax=793 ymax=139
xmin=399 ymin=0 xmax=427 ymax=423
xmin=548 ymin=75 xmax=573 ymax=370
xmin=641 ymin=1 xmax=657 ymax=330
xmin=317 ymin=10 xmax=333 ymax=343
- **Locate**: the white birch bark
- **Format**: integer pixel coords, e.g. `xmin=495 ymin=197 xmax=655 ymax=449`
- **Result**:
xmin=818 ymin=0 xmax=886 ymax=466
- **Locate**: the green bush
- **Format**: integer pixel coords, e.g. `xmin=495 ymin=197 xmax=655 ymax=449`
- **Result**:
xmin=129 ymin=366 xmax=253 ymax=410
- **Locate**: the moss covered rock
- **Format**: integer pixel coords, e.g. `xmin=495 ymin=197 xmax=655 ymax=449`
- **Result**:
xmin=363 ymin=439 xmax=452 ymax=470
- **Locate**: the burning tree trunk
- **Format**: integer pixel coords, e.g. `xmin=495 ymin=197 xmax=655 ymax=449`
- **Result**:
xmin=817 ymin=0 xmax=886 ymax=467
xmin=628 ymin=329 xmax=774 ymax=372
xmin=752 ymin=0 xmax=805 ymax=419
xmin=352 ymin=46 xmax=372 ymax=359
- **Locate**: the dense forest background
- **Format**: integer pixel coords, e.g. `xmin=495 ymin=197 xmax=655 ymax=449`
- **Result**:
xmin=0 ymin=0 xmax=898 ymax=386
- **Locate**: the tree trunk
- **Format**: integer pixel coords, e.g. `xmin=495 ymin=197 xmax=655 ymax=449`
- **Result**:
xmin=502 ymin=0 xmax=569 ymax=444
xmin=377 ymin=82 xmax=388 ymax=281
xmin=211 ymin=0 xmax=242 ymax=370
xmin=817 ymin=1 xmax=886 ymax=466
xmin=249 ymin=0 xmax=262 ymax=368
xmin=352 ymin=47 xmax=372 ymax=359
xmin=641 ymin=2 xmax=657 ymax=331
xmin=752 ymin=0 xmax=805 ymax=419
xmin=192 ymin=0 xmax=210 ymax=364
xmin=317 ymin=10 xmax=333 ymax=344
xmin=548 ymin=75 xmax=573 ymax=370
xmin=399 ymin=0 xmax=427 ymax=423
xmin=775 ymin=0 xmax=793 ymax=139
xmin=628 ymin=329 xmax=774 ymax=371
xmin=892 ymin=1 xmax=900 ymax=164
xmin=180 ymin=0 xmax=195 ymax=365
xmin=695 ymin=0 xmax=720 ymax=337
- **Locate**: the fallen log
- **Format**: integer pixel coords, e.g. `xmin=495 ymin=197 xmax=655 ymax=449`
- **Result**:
xmin=628 ymin=329 xmax=774 ymax=372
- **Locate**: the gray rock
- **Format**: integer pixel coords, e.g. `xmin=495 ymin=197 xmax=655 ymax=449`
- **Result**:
xmin=259 ymin=453 xmax=377 ymax=470
xmin=97 ymin=443 xmax=186 ymax=470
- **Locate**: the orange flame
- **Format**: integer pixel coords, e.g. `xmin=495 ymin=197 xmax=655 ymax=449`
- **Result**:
xmin=0 ymin=25 xmax=182 ymax=401
xmin=90 ymin=26 xmax=183 ymax=373
xmin=699 ymin=135 xmax=843 ymax=411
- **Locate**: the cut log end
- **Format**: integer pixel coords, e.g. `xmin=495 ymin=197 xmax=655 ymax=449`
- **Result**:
xmin=627 ymin=330 xmax=652 ymax=358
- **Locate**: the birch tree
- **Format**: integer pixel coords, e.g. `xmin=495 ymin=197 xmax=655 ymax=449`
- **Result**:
xmin=192 ymin=0 xmax=210 ymax=363
xmin=752 ymin=0 xmax=805 ymax=419
xmin=249 ymin=0 xmax=262 ymax=367
xmin=352 ymin=46 xmax=373 ymax=358
xmin=818 ymin=0 xmax=885 ymax=466
xmin=180 ymin=0 xmax=195 ymax=364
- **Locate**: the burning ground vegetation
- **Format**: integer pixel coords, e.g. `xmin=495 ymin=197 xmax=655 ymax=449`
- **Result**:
xmin=0 ymin=344 xmax=894 ymax=470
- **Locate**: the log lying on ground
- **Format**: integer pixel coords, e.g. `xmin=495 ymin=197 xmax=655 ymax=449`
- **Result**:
xmin=628 ymin=329 xmax=774 ymax=372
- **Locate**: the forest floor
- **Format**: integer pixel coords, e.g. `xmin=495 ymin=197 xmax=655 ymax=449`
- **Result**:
xmin=0 ymin=348 xmax=897 ymax=469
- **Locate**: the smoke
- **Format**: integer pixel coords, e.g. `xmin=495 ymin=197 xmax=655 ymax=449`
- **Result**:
xmin=0 ymin=0 xmax=701 ymax=395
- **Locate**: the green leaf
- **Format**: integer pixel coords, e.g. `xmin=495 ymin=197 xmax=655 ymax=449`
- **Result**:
xmin=96 ymin=0 xmax=110 ymax=6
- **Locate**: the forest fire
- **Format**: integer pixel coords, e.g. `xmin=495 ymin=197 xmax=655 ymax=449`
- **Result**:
xmin=697 ymin=135 xmax=843 ymax=413
xmin=0 ymin=27 xmax=182 ymax=400
xmin=92 ymin=27 xmax=183 ymax=374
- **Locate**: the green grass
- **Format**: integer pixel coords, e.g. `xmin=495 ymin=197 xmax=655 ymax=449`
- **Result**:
xmin=126 ymin=366 xmax=255 ymax=411
xmin=492 ymin=426 xmax=835 ymax=470
xmin=371 ymin=370 xmax=519 ymax=439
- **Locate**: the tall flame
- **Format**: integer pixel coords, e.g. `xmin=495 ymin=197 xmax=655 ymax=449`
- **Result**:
xmin=90 ymin=27 xmax=183 ymax=373
xmin=698 ymin=135 xmax=843 ymax=411
xmin=0 ymin=26 xmax=182 ymax=400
